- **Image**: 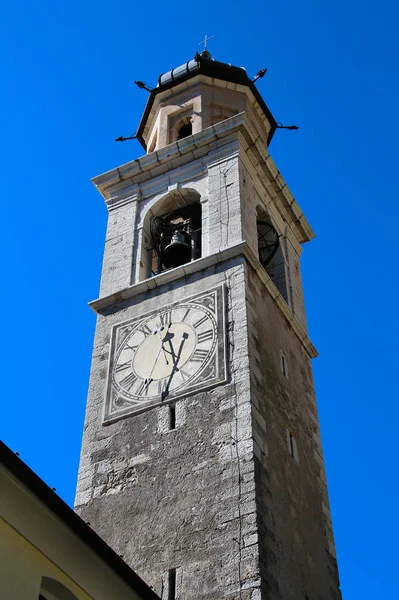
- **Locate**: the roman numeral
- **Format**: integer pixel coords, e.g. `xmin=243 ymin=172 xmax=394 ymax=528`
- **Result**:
xmin=182 ymin=308 xmax=191 ymax=322
xmin=137 ymin=380 xmax=150 ymax=396
xmin=160 ymin=311 xmax=172 ymax=326
xmin=141 ymin=323 xmax=153 ymax=336
xmin=193 ymin=315 xmax=208 ymax=329
xmin=115 ymin=361 xmax=131 ymax=373
xmin=190 ymin=349 xmax=208 ymax=363
xmin=125 ymin=343 xmax=139 ymax=352
xmin=197 ymin=330 xmax=213 ymax=343
xmin=179 ymin=369 xmax=190 ymax=382
xmin=119 ymin=372 xmax=138 ymax=391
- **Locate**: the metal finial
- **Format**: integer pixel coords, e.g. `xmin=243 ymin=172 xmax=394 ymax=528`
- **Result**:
xmin=198 ymin=34 xmax=214 ymax=53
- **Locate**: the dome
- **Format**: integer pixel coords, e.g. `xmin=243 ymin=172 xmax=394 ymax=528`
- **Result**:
xmin=137 ymin=52 xmax=276 ymax=149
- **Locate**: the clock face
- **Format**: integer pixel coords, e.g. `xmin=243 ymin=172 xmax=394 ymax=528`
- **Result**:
xmin=112 ymin=304 xmax=216 ymax=400
xmin=104 ymin=285 xmax=227 ymax=422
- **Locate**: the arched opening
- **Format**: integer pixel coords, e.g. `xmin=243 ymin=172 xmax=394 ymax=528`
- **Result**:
xmin=168 ymin=106 xmax=194 ymax=145
xmin=177 ymin=122 xmax=192 ymax=140
xmin=139 ymin=190 xmax=202 ymax=281
xmin=39 ymin=577 xmax=79 ymax=600
xmin=257 ymin=209 xmax=288 ymax=302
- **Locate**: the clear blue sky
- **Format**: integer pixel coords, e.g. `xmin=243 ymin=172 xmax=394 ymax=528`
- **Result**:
xmin=1 ymin=1 xmax=398 ymax=598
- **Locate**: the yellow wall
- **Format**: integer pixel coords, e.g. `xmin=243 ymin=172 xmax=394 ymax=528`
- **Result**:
xmin=0 ymin=518 xmax=90 ymax=600
xmin=0 ymin=464 xmax=147 ymax=600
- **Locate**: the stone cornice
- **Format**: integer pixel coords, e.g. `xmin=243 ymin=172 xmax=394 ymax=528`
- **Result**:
xmin=238 ymin=144 xmax=303 ymax=255
xmin=91 ymin=113 xmax=247 ymax=200
xmin=89 ymin=242 xmax=318 ymax=359
xmin=238 ymin=120 xmax=314 ymax=245
xmin=242 ymin=244 xmax=318 ymax=358
xmin=91 ymin=113 xmax=314 ymax=245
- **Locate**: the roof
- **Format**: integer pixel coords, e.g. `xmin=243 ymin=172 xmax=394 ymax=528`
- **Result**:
xmin=136 ymin=52 xmax=277 ymax=148
xmin=0 ymin=440 xmax=160 ymax=600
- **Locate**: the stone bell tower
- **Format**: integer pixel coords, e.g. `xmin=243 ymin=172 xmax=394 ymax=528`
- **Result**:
xmin=75 ymin=51 xmax=342 ymax=600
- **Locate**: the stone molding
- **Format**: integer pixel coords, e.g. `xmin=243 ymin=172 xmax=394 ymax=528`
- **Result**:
xmin=140 ymin=74 xmax=273 ymax=145
xmin=91 ymin=113 xmax=314 ymax=246
xmin=89 ymin=241 xmax=318 ymax=359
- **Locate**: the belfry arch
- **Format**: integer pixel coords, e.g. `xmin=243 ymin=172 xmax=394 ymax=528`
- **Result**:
xmin=138 ymin=188 xmax=202 ymax=281
xmin=256 ymin=206 xmax=288 ymax=302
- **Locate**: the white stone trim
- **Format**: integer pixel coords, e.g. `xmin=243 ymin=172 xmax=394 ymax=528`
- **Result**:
xmin=91 ymin=113 xmax=314 ymax=245
xmin=89 ymin=241 xmax=318 ymax=359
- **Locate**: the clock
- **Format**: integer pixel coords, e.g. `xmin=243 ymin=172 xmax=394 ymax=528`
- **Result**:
xmin=104 ymin=285 xmax=226 ymax=423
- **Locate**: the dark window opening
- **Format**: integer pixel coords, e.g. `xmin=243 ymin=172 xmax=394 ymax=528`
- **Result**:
xmin=289 ymin=431 xmax=295 ymax=458
xmin=257 ymin=219 xmax=288 ymax=302
xmin=286 ymin=428 xmax=298 ymax=461
xmin=257 ymin=220 xmax=279 ymax=269
xmin=281 ymin=352 xmax=288 ymax=378
xmin=177 ymin=122 xmax=192 ymax=140
xmin=168 ymin=568 xmax=177 ymax=600
xmin=169 ymin=404 xmax=176 ymax=430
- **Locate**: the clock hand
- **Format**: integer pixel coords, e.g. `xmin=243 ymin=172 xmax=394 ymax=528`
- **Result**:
xmin=162 ymin=332 xmax=189 ymax=399
xmin=144 ymin=331 xmax=169 ymax=386
xmin=156 ymin=324 xmax=170 ymax=365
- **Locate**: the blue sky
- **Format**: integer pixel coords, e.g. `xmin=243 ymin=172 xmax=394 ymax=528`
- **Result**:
xmin=1 ymin=1 xmax=398 ymax=598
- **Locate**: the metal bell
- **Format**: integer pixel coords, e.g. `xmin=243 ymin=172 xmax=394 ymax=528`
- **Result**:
xmin=163 ymin=231 xmax=192 ymax=269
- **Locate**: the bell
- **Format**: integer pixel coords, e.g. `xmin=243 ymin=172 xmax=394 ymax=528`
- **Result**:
xmin=163 ymin=230 xmax=192 ymax=269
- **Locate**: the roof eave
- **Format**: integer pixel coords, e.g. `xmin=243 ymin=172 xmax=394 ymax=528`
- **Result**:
xmin=0 ymin=441 xmax=160 ymax=600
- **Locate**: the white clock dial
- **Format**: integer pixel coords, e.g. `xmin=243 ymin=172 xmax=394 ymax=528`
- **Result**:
xmin=111 ymin=304 xmax=217 ymax=402
xmin=104 ymin=285 xmax=227 ymax=423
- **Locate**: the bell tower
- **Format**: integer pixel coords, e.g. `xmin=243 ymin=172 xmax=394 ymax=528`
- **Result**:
xmin=76 ymin=51 xmax=342 ymax=600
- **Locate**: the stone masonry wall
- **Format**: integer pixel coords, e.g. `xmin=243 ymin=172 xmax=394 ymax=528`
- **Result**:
xmin=244 ymin=263 xmax=341 ymax=600
xmin=238 ymin=148 xmax=308 ymax=331
xmin=80 ymin=112 xmax=340 ymax=599
xmin=76 ymin=259 xmax=263 ymax=600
